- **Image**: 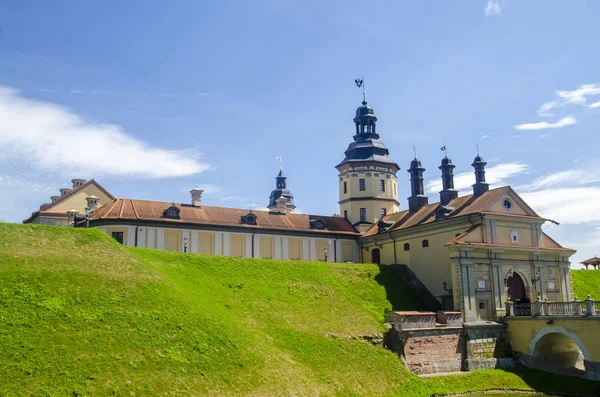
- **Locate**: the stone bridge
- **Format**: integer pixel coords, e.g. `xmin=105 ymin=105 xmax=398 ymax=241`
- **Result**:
xmin=505 ymin=297 xmax=600 ymax=380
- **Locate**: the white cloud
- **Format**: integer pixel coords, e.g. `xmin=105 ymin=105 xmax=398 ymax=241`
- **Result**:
xmin=537 ymin=84 xmax=600 ymax=116
xmin=514 ymin=116 xmax=576 ymax=131
xmin=484 ymin=0 xmax=502 ymax=16
xmin=0 ymin=87 xmax=208 ymax=179
xmin=589 ymin=101 xmax=600 ymax=108
xmin=521 ymin=187 xmax=600 ymax=224
xmin=425 ymin=162 xmax=527 ymax=194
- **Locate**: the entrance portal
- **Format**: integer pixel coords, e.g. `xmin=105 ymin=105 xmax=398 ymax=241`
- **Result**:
xmin=371 ymin=248 xmax=381 ymax=265
xmin=507 ymin=272 xmax=527 ymax=302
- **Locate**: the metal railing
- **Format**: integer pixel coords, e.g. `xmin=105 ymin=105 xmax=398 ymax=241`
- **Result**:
xmin=505 ymin=295 xmax=598 ymax=317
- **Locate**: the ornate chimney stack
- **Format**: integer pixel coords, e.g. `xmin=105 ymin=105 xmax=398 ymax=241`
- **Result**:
xmin=86 ymin=195 xmax=100 ymax=211
xmin=471 ymin=154 xmax=489 ymax=197
xmin=407 ymin=157 xmax=428 ymax=212
xmin=71 ymin=178 xmax=86 ymax=189
xmin=439 ymin=156 xmax=458 ymax=206
xmin=190 ymin=186 xmax=204 ymax=207
xmin=59 ymin=188 xmax=73 ymax=197
xmin=66 ymin=208 xmax=78 ymax=226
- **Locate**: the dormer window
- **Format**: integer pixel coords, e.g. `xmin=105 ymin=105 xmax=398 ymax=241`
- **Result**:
xmin=241 ymin=213 xmax=257 ymax=226
xmin=310 ymin=218 xmax=326 ymax=230
xmin=162 ymin=205 xmax=181 ymax=220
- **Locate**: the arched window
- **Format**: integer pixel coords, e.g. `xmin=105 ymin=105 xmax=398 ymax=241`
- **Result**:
xmin=422 ymin=239 xmax=429 ymax=248
xmin=403 ymin=243 xmax=410 ymax=251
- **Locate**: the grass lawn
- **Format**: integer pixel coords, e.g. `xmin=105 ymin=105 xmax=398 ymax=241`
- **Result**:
xmin=572 ymin=269 xmax=600 ymax=301
xmin=1 ymin=223 xmax=598 ymax=396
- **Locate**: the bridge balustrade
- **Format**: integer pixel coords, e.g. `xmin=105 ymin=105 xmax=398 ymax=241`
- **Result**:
xmin=505 ymin=296 xmax=597 ymax=317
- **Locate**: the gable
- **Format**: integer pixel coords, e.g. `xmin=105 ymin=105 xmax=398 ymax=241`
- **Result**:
xmin=49 ymin=183 xmax=113 ymax=214
xmin=486 ymin=187 xmax=539 ymax=217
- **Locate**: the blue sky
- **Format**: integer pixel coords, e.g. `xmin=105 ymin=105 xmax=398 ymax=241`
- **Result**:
xmin=1 ymin=0 xmax=599 ymax=267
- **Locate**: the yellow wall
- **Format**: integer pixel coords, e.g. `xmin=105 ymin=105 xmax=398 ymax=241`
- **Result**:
xmin=342 ymin=241 xmax=354 ymax=262
xmin=495 ymin=221 xmax=533 ymax=246
xmin=106 ymin=226 xmax=128 ymax=246
xmin=230 ymin=234 xmax=245 ymax=257
xmin=316 ymin=240 xmax=328 ymax=261
xmin=338 ymin=164 xmax=399 ymax=225
xmin=260 ymin=236 xmax=274 ymax=259
xmin=165 ymin=230 xmax=181 ymax=251
xmin=289 ymin=238 xmax=302 ymax=260
xmin=198 ymin=232 xmax=214 ymax=255
xmin=506 ymin=318 xmax=600 ymax=361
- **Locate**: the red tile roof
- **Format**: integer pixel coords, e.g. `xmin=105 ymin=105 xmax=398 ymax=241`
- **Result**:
xmin=363 ymin=186 xmax=540 ymax=237
xmin=581 ymin=256 xmax=600 ymax=265
xmin=88 ymin=199 xmax=359 ymax=236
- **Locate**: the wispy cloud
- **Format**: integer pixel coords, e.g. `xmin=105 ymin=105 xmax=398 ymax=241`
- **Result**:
xmin=425 ymin=162 xmax=527 ymax=194
xmin=519 ymin=168 xmax=600 ymax=191
xmin=514 ymin=116 xmax=576 ymax=131
xmin=538 ymin=84 xmax=600 ymax=116
xmin=522 ymin=187 xmax=600 ymax=224
xmin=0 ymin=86 xmax=209 ymax=179
xmin=589 ymin=101 xmax=600 ymax=109
xmin=484 ymin=0 xmax=502 ymax=16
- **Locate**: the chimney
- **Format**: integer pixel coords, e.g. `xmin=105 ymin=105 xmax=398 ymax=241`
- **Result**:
xmin=50 ymin=195 xmax=60 ymax=203
xmin=66 ymin=208 xmax=78 ymax=226
xmin=439 ymin=156 xmax=458 ymax=206
xmin=407 ymin=157 xmax=429 ymax=212
xmin=72 ymin=178 xmax=86 ymax=189
xmin=471 ymin=154 xmax=489 ymax=197
xmin=59 ymin=188 xmax=73 ymax=197
xmin=190 ymin=186 xmax=204 ymax=207
xmin=86 ymin=195 xmax=100 ymax=211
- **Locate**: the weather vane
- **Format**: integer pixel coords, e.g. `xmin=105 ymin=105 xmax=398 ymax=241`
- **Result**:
xmin=275 ymin=156 xmax=282 ymax=170
xmin=476 ymin=143 xmax=480 ymax=155
xmin=355 ymin=78 xmax=366 ymax=102
xmin=440 ymin=142 xmax=447 ymax=156
xmin=412 ymin=142 xmax=417 ymax=159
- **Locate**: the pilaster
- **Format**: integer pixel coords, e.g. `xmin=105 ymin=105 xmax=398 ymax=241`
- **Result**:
xmin=156 ymin=228 xmax=165 ymax=250
xmin=302 ymin=238 xmax=309 ymax=261
xmin=247 ymin=234 xmax=254 ymax=258
xmin=275 ymin=236 xmax=282 ymax=259
xmin=309 ymin=239 xmax=316 ymax=261
xmin=126 ymin=226 xmax=136 ymax=247
xmin=282 ymin=237 xmax=289 ymax=260
xmin=191 ymin=230 xmax=199 ymax=254
xmin=222 ymin=232 xmax=230 ymax=256
xmin=214 ymin=232 xmax=223 ymax=255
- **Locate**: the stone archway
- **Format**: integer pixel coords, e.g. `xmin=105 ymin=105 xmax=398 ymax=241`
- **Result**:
xmin=527 ymin=326 xmax=590 ymax=376
xmin=507 ymin=272 xmax=527 ymax=302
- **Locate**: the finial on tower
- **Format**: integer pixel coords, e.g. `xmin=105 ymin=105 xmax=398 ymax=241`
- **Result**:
xmin=355 ymin=78 xmax=366 ymax=103
xmin=476 ymin=143 xmax=480 ymax=156
xmin=440 ymin=143 xmax=447 ymax=156
xmin=412 ymin=142 xmax=417 ymax=159
xmin=275 ymin=156 xmax=283 ymax=170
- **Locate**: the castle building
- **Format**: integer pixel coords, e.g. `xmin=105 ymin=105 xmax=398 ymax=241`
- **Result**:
xmin=336 ymin=99 xmax=400 ymax=232
xmin=24 ymin=95 xmax=576 ymax=323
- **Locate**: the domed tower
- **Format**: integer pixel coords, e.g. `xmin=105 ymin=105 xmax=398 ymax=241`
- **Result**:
xmin=268 ymin=168 xmax=296 ymax=214
xmin=336 ymin=98 xmax=400 ymax=228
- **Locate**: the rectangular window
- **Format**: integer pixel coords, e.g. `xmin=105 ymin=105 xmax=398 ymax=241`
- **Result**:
xmin=360 ymin=208 xmax=366 ymax=221
xmin=380 ymin=180 xmax=385 ymax=192
xmin=111 ymin=231 xmax=124 ymax=245
xmin=344 ymin=210 xmax=348 ymax=219
xmin=359 ymin=179 xmax=366 ymax=191
xmin=343 ymin=181 xmax=347 ymax=194
xmin=381 ymin=208 xmax=386 ymax=216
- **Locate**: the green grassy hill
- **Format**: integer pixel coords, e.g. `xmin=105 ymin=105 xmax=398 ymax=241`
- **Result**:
xmin=572 ymin=269 xmax=600 ymax=301
xmin=1 ymin=224 xmax=598 ymax=396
